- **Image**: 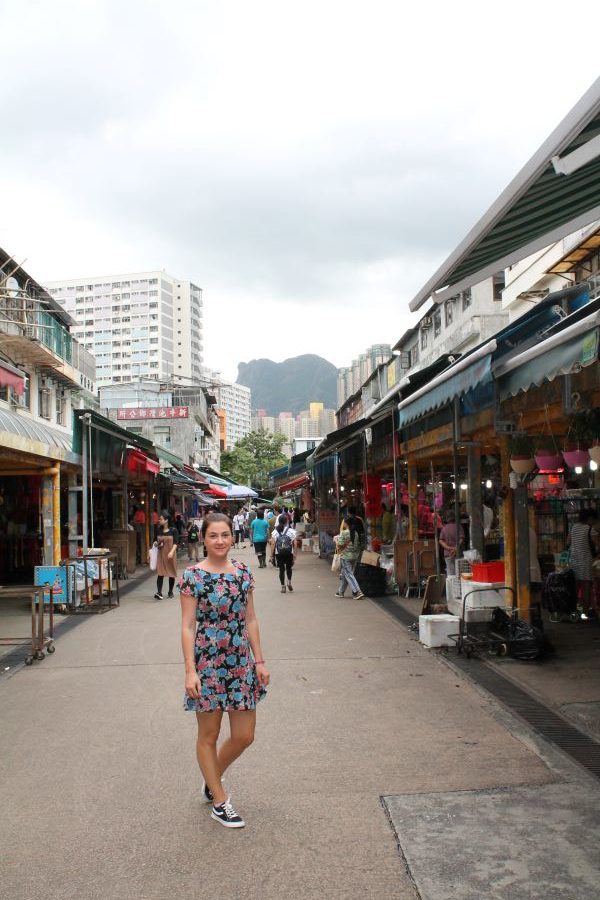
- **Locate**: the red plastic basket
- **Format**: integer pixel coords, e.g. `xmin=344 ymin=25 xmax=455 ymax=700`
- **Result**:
xmin=471 ymin=561 xmax=505 ymax=583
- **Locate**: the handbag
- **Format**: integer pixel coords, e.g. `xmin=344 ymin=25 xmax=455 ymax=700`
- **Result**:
xmin=149 ymin=544 xmax=159 ymax=571
xmin=331 ymin=554 xmax=341 ymax=574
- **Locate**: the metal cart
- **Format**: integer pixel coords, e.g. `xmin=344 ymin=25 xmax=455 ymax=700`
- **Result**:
xmin=0 ymin=584 xmax=55 ymax=665
xmin=449 ymin=585 xmax=516 ymax=659
xmin=65 ymin=552 xmax=120 ymax=613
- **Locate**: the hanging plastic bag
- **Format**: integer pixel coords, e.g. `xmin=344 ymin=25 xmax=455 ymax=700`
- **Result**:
xmin=149 ymin=544 xmax=159 ymax=572
xmin=331 ymin=554 xmax=341 ymax=574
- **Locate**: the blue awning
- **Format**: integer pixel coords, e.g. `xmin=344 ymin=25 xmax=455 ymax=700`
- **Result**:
xmin=398 ymin=341 xmax=495 ymax=426
xmin=496 ymin=311 xmax=600 ymax=400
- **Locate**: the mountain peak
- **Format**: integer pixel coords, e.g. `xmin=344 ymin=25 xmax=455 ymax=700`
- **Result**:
xmin=237 ymin=355 xmax=338 ymax=416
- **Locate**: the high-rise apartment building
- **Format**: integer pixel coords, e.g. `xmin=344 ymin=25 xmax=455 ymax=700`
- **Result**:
xmin=203 ymin=370 xmax=251 ymax=450
xmin=336 ymin=344 xmax=393 ymax=408
xmin=45 ymin=271 xmax=203 ymax=388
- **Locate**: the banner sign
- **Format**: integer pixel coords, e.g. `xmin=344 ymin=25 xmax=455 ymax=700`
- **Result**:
xmin=117 ymin=406 xmax=189 ymax=420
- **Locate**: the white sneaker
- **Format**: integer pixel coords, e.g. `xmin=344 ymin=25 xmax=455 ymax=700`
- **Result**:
xmin=211 ymin=799 xmax=245 ymax=828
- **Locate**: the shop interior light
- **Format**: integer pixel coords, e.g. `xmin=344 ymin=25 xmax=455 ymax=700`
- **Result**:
xmin=591 ymin=460 xmax=598 ymax=472
xmin=485 ymin=479 xmax=492 ymax=489
xmin=452 ymin=482 xmax=456 ymax=490
xmin=460 ymin=483 xmax=468 ymax=491
xmin=575 ymin=466 xmax=583 ymax=474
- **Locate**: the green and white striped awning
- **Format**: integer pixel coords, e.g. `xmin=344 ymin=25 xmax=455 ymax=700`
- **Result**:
xmin=410 ymin=77 xmax=600 ymax=311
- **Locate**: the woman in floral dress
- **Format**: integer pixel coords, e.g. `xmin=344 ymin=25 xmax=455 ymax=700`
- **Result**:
xmin=179 ymin=512 xmax=269 ymax=829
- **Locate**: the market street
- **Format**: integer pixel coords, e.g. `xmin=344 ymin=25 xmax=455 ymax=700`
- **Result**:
xmin=1 ymin=550 xmax=599 ymax=900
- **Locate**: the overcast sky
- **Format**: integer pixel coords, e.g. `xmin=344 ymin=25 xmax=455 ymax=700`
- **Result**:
xmin=1 ymin=1 xmax=598 ymax=381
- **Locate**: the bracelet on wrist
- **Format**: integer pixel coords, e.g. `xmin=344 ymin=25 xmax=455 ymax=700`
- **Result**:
xmin=255 ymin=659 xmax=265 ymax=665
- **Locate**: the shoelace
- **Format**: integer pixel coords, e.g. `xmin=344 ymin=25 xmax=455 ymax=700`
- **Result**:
xmin=222 ymin=800 xmax=238 ymax=819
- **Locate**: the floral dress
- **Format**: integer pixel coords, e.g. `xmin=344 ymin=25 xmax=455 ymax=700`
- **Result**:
xmin=179 ymin=560 xmax=267 ymax=712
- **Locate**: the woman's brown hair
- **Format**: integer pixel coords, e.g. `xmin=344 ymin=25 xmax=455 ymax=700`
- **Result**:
xmin=201 ymin=512 xmax=233 ymax=538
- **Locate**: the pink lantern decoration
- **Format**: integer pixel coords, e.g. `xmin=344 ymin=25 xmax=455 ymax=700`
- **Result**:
xmin=562 ymin=448 xmax=590 ymax=468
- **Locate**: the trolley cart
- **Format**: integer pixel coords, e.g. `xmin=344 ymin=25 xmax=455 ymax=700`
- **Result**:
xmin=0 ymin=584 xmax=56 ymax=665
xmin=65 ymin=553 xmax=120 ymax=612
xmin=449 ymin=585 xmax=516 ymax=659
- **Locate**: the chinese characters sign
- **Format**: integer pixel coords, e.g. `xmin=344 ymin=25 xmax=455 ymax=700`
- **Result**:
xmin=117 ymin=406 xmax=189 ymax=420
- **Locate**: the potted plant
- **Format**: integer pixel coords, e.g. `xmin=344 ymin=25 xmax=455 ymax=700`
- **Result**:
xmin=533 ymin=434 xmax=563 ymax=471
xmin=562 ymin=412 xmax=591 ymax=468
xmin=509 ymin=433 xmax=535 ymax=474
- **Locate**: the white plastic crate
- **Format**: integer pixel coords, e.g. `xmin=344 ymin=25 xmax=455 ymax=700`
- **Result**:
xmin=419 ymin=614 xmax=460 ymax=648
xmin=445 ymin=575 xmax=462 ymax=602
xmin=447 ymin=595 xmax=493 ymax=623
xmin=460 ymin=580 xmax=506 ymax=608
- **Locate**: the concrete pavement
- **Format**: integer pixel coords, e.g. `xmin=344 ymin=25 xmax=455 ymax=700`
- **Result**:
xmin=0 ymin=548 xmax=598 ymax=899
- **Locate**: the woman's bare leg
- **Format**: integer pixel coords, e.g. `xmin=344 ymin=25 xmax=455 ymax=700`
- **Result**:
xmin=217 ymin=710 xmax=256 ymax=775
xmin=195 ymin=710 xmax=227 ymax=805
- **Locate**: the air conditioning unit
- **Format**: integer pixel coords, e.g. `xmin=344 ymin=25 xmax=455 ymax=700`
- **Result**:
xmin=421 ymin=316 xmax=432 ymax=328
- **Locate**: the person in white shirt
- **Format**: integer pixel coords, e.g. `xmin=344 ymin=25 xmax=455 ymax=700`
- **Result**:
xmin=232 ymin=510 xmax=246 ymax=548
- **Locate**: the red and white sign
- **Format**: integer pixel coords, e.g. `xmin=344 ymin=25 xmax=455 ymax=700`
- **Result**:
xmin=117 ymin=406 xmax=189 ymax=420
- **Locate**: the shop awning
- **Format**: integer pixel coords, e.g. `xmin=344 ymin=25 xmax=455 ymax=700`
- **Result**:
xmin=127 ymin=448 xmax=160 ymax=477
xmin=278 ymin=473 xmax=310 ymax=492
xmin=155 ymin=446 xmax=187 ymax=469
xmin=0 ymin=407 xmax=72 ymax=453
xmin=312 ymin=417 xmax=369 ymax=461
xmin=398 ymin=340 xmax=496 ymax=426
xmin=409 ymin=77 xmax=600 ymax=310
xmin=73 ymin=409 xmax=155 ymax=455
xmin=495 ymin=309 xmax=600 ymax=400
xmin=203 ymin=485 xmax=228 ymax=499
xmin=0 ymin=362 xmax=25 ymax=395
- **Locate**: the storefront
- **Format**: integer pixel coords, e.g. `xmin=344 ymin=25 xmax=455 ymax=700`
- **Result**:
xmin=0 ymin=408 xmax=81 ymax=584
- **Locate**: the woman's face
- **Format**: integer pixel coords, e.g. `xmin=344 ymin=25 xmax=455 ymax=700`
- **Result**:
xmin=158 ymin=515 xmax=167 ymax=528
xmin=204 ymin=522 xmax=233 ymax=557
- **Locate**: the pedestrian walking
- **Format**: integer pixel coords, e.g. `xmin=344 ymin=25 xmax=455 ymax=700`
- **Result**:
xmin=179 ymin=512 xmax=269 ymax=829
xmin=270 ymin=513 xmax=296 ymax=593
xmin=568 ymin=509 xmax=599 ymax=618
xmin=334 ymin=518 xmax=364 ymax=599
xmin=248 ymin=505 xmax=257 ymax=546
xmin=187 ymin=518 xmax=202 ymax=562
xmin=152 ymin=511 xmax=178 ymax=599
xmin=250 ymin=507 xmax=270 ymax=568
xmin=232 ymin=509 xmax=246 ymax=548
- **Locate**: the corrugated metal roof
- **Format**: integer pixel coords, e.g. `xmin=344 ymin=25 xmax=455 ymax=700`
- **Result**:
xmin=0 ymin=408 xmax=72 ymax=451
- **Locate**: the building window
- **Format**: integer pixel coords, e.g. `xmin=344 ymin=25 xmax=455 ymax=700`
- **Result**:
xmin=153 ymin=425 xmax=171 ymax=449
xmin=461 ymin=289 xmax=472 ymax=310
xmin=445 ymin=300 xmax=454 ymax=328
xmin=433 ymin=309 xmax=441 ymax=337
xmin=38 ymin=385 xmax=51 ymax=419
xmin=421 ymin=328 xmax=428 ymax=350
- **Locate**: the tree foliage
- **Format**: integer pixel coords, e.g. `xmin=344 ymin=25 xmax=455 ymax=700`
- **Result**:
xmin=220 ymin=429 xmax=288 ymax=489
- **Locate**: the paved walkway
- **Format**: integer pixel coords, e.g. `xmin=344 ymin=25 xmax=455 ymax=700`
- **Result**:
xmin=0 ymin=549 xmax=597 ymax=899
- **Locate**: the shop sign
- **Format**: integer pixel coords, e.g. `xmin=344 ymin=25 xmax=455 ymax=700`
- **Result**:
xmin=581 ymin=329 xmax=599 ymax=366
xmin=117 ymin=407 xmax=189 ymax=420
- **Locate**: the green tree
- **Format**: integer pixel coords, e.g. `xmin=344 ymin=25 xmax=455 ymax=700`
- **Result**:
xmin=221 ymin=429 xmax=288 ymax=490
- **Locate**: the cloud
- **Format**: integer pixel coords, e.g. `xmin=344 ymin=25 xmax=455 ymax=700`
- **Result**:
xmin=1 ymin=0 xmax=599 ymax=380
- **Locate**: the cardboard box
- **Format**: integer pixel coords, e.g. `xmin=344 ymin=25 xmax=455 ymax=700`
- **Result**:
xmin=361 ymin=550 xmax=380 ymax=567
xmin=419 ymin=614 xmax=460 ymax=648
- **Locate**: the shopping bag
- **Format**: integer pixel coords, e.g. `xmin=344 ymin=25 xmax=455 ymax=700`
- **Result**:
xmin=331 ymin=554 xmax=341 ymax=574
xmin=149 ymin=544 xmax=159 ymax=572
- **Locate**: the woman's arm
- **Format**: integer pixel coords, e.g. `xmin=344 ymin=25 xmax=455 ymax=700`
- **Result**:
xmin=246 ymin=590 xmax=270 ymax=686
xmin=180 ymin=592 xmax=200 ymax=698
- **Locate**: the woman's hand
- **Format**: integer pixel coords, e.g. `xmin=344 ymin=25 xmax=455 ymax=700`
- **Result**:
xmin=255 ymin=663 xmax=270 ymax=687
xmin=184 ymin=670 xmax=201 ymax=700
xmin=168 ymin=548 xmax=176 ymax=559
